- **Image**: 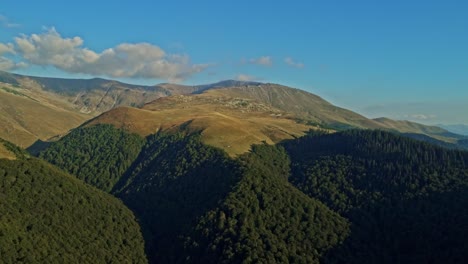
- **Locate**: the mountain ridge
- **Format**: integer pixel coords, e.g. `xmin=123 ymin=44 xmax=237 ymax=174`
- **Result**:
xmin=438 ymin=124 xmax=468 ymax=136
xmin=1 ymin=70 xmax=465 ymax=152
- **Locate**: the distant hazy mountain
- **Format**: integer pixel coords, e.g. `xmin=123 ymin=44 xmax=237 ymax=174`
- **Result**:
xmin=373 ymin=117 xmax=465 ymax=139
xmin=438 ymin=124 xmax=468 ymax=136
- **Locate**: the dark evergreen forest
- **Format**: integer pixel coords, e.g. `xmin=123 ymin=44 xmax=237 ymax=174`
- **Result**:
xmin=3 ymin=125 xmax=467 ymax=263
xmin=0 ymin=153 xmax=147 ymax=263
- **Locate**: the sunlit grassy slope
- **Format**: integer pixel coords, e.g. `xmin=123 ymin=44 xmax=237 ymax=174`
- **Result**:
xmin=1 ymin=70 xmax=463 ymax=151
xmin=0 ymin=86 xmax=90 ymax=148
xmin=86 ymin=91 xmax=315 ymax=156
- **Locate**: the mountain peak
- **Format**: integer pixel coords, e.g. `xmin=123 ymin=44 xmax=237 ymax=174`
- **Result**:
xmin=208 ymin=79 xmax=263 ymax=87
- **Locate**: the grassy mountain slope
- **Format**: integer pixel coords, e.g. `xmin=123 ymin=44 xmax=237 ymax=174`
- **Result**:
xmin=438 ymin=124 xmax=468 ymax=136
xmin=402 ymin=133 xmax=465 ymax=150
xmin=0 ymin=156 xmax=147 ymax=263
xmin=374 ymin=117 xmax=463 ymax=142
xmin=0 ymin=138 xmax=30 ymax=160
xmin=0 ymin=72 xmax=264 ymax=150
xmin=86 ymin=93 xmax=314 ymax=156
xmin=24 ymin=76 xmax=169 ymax=113
xmin=0 ymin=71 xmax=176 ymax=148
xmin=2 ymin=71 xmax=463 ymax=151
xmin=0 ymin=141 xmax=17 ymax=160
xmin=1 ymin=72 xmax=250 ymax=116
xmin=0 ymin=144 xmax=15 ymax=160
xmin=2 ymin=71 xmax=168 ymax=114
xmin=0 ymin=85 xmax=89 ymax=148
xmin=203 ymin=84 xmax=468 ymax=144
xmin=206 ymin=84 xmax=385 ymax=129
xmin=86 ymin=83 xmax=468 ymax=155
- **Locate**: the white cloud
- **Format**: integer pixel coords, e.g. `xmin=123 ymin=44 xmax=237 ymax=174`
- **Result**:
xmin=0 ymin=14 xmax=20 ymax=28
xmin=5 ymin=23 xmax=20 ymax=28
xmin=236 ymin=74 xmax=259 ymax=81
xmin=284 ymin=57 xmax=304 ymax=69
xmin=8 ymin=28 xmax=209 ymax=81
xmin=405 ymin=114 xmax=437 ymax=120
xmin=0 ymin=42 xmax=22 ymax=71
xmin=0 ymin=57 xmax=26 ymax=71
xmin=0 ymin=43 xmax=15 ymax=55
xmin=247 ymin=56 xmax=273 ymax=67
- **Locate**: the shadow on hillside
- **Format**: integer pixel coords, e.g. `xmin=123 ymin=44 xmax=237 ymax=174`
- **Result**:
xmin=26 ymin=139 xmax=53 ymax=156
xmin=322 ymin=187 xmax=468 ymax=264
xmin=112 ymin=133 xmax=241 ymax=263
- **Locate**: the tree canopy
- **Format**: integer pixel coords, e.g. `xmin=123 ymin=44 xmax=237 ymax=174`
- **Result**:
xmin=0 ymin=158 xmax=147 ymax=263
xmin=40 ymin=124 xmax=145 ymax=192
xmin=283 ymin=130 xmax=468 ymax=263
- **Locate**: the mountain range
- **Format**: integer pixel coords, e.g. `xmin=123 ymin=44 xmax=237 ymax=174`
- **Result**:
xmin=1 ymin=71 xmax=468 ymax=263
xmin=0 ymin=71 xmax=465 ymax=154
xmin=438 ymin=124 xmax=468 ymax=136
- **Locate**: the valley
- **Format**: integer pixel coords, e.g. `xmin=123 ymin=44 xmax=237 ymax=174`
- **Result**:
xmin=2 ymin=2 xmax=466 ymax=263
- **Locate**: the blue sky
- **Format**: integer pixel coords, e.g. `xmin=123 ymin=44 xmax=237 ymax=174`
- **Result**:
xmin=1 ymin=1 xmax=467 ymax=124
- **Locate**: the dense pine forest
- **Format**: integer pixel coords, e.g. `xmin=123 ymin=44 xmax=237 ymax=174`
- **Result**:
xmin=114 ymin=133 xmax=242 ymax=263
xmin=182 ymin=144 xmax=349 ymax=263
xmin=0 ymin=149 xmax=147 ymax=263
xmin=39 ymin=125 xmax=146 ymax=192
xmin=282 ymin=130 xmax=468 ymax=263
xmin=2 ymin=125 xmax=468 ymax=263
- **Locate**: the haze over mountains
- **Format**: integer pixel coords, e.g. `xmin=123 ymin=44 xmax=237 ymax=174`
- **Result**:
xmin=0 ymin=70 xmax=465 ymax=154
xmin=438 ymin=124 xmax=468 ymax=136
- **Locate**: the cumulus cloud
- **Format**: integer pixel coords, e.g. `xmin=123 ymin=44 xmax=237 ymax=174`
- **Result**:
xmin=0 ymin=57 xmax=26 ymax=71
xmin=284 ymin=57 xmax=304 ymax=69
xmin=250 ymin=56 xmax=273 ymax=66
xmin=0 ymin=42 xmax=24 ymax=71
xmin=0 ymin=15 xmax=20 ymax=28
xmin=0 ymin=43 xmax=15 ymax=55
xmin=8 ymin=28 xmax=209 ymax=81
xmin=236 ymin=74 xmax=260 ymax=81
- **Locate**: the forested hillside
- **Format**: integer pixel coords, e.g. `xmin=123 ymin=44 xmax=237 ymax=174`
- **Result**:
xmin=114 ymin=133 xmax=240 ymax=263
xmin=183 ymin=144 xmax=349 ymax=264
xmin=282 ymin=130 xmax=468 ymax=263
xmin=36 ymin=125 xmax=468 ymax=263
xmin=0 ymin=157 xmax=147 ymax=263
xmin=40 ymin=125 xmax=145 ymax=192
xmin=40 ymin=126 xmax=349 ymax=263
